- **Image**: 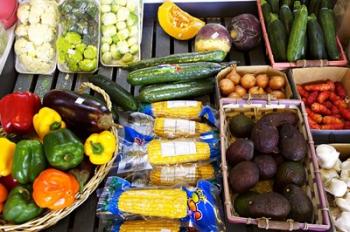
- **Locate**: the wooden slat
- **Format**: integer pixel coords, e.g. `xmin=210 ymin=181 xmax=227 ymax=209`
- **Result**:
xmin=13 ymin=74 xmax=34 ymax=91
xmin=71 ymin=194 xmax=97 ymax=232
xmin=97 ymin=67 xmax=113 ymax=79
xmin=248 ymin=44 xmax=268 ymax=65
xmin=55 ymin=72 xmax=74 ymax=90
xmin=173 ymin=40 xmax=189 ymax=54
xmin=116 ymin=68 xmax=130 ymax=92
xmin=155 ymin=22 xmax=171 ymax=58
xmin=34 ymin=75 xmax=54 ymax=99
xmin=74 ymin=74 xmax=90 ymax=92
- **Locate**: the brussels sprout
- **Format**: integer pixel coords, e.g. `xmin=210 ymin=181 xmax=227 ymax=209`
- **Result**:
xmin=126 ymin=1 xmax=136 ymax=12
xmin=116 ymin=21 xmax=127 ymax=30
xmin=111 ymin=44 xmax=122 ymax=60
xmin=130 ymin=44 xmax=139 ymax=55
xmin=102 ymin=25 xmax=117 ymax=37
xmin=83 ymin=45 xmax=97 ymax=59
xmin=117 ymin=7 xmax=129 ymax=21
xmin=101 ymin=36 xmax=113 ymax=44
xmin=102 ymin=52 xmax=112 ymax=64
xmin=101 ymin=5 xmax=111 ymax=13
xmin=102 ymin=12 xmax=117 ymax=25
xmin=115 ymin=0 xmax=127 ymax=6
xmin=129 ymin=25 xmax=138 ymax=36
xmin=79 ymin=59 xmax=97 ymax=72
xmin=76 ymin=43 xmax=87 ymax=54
xmin=117 ymin=29 xmax=129 ymax=41
xmin=112 ymin=35 xmax=119 ymax=44
xmin=127 ymin=36 xmax=138 ymax=46
xmin=111 ymin=4 xmax=120 ymax=13
xmin=127 ymin=13 xmax=138 ymax=27
xmin=101 ymin=43 xmax=110 ymax=53
xmin=101 ymin=0 xmax=113 ymax=5
xmin=117 ymin=40 xmax=129 ymax=54
xmin=65 ymin=32 xmax=82 ymax=45
xmin=121 ymin=53 xmax=134 ymax=63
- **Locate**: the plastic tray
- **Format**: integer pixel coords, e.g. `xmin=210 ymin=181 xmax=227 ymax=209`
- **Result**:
xmin=0 ymin=24 xmax=15 ymax=75
xmin=220 ymin=98 xmax=330 ymax=231
xmin=100 ymin=0 xmax=143 ymax=67
xmin=256 ymin=0 xmax=348 ymax=70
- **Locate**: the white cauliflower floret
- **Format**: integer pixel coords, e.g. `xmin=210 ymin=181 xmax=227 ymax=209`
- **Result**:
xmin=36 ymin=43 xmax=55 ymax=62
xmin=28 ymin=7 xmax=41 ymax=24
xmin=15 ymin=24 xmax=29 ymax=37
xmin=28 ymin=24 xmax=54 ymax=45
xmin=41 ymin=10 xmax=58 ymax=26
xmin=17 ymin=3 xmax=31 ymax=23
xmin=19 ymin=54 xmax=52 ymax=73
xmin=14 ymin=38 xmax=35 ymax=56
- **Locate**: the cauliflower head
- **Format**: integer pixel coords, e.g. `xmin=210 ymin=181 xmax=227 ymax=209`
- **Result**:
xmin=15 ymin=38 xmax=35 ymax=56
xmin=28 ymin=24 xmax=54 ymax=45
xmin=19 ymin=54 xmax=53 ymax=73
xmin=15 ymin=24 xmax=28 ymax=37
xmin=36 ymin=43 xmax=55 ymax=62
xmin=17 ymin=3 xmax=31 ymax=23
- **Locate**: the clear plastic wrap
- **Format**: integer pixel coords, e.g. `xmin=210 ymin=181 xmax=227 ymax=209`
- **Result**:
xmin=96 ymin=176 xmax=225 ymax=232
xmin=0 ymin=23 xmax=8 ymax=56
xmin=101 ymin=219 xmax=182 ymax=232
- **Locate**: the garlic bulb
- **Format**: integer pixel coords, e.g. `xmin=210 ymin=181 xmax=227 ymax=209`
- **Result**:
xmin=325 ymin=178 xmax=348 ymax=197
xmin=334 ymin=159 xmax=342 ymax=172
xmin=316 ymin=145 xmax=340 ymax=169
xmin=340 ymin=169 xmax=350 ymax=188
xmin=320 ymin=169 xmax=339 ymax=183
xmin=336 ymin=192 xmax=350 ymax=212
xmin=335 ymin=211 xmax=350 ymax=232
xmin=341 ymin=159 xmax=350 ymax=170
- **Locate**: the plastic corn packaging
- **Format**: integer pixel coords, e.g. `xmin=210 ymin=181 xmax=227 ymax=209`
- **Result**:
xmin=140 ymin=100 xmax=217 ymax=125
xmin=112 ymin=219 xmax=181 ymax=232
xmin=96 ymin=176 xmax=225 ymax=232
xmin=114 ymin=132 xmax=220 ymax=174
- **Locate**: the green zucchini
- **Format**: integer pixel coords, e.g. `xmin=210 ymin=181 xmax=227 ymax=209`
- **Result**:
xmin=320 ymin=0 xmax=333 ymax=9
xmin=80 ymin=94 xmax=119 ymax=122
xmin=89 ymin=75 xmax=138 ymax=111
xmin=293 ymin=1 xmax=301 ymax=15
xmin=268 ymin=0 xmax=280 ymax=13
xmin=307 ymin=14 xmax=327 ymax=59
xmin=287 ymin=5 xmax=308 ymax=61
xmin=308 ymin=0 xmax=320 ymax=15
xmin=261 ymin=0 xmax=272 ymax=22
xmin=138 ymin=80 xmax=213 ymax=103
xmin=268 ymin=13 xmax=287 ymax=61
xmin=282 ymin=0 xmax=294 ymax=8
xmin=126 ymin=50 xmax=226 ymax=71
xmin=279 ymin=4 xmax=294 ymax=34
xmin=319 ymin=8 xmax=339 ymax=60
xmin=128 ymin=62 xmax=223 ymax=86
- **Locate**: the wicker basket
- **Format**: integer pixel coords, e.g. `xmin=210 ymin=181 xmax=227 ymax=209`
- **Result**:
xmin=0 ymin=82 xmax=119 ymax=232
xmin=220 ymin=98 xmax=331 ymax=231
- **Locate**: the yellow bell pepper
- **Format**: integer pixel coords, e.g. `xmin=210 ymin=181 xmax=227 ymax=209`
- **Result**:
xmin=158 ymin=1 xmax=205 ymax=40
xmin=84 ymin=131 xmax=116 ymax=165
xmin=0 ymin=138 xmax=16 ymax=176
xmin=33 ymin=107 xmax=66 ymax=140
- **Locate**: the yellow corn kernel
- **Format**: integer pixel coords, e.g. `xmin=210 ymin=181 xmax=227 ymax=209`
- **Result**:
xmin=154 ymin=118 xmax=212 ymax=138
xmin=147 ymin=140 xmax=210 ymax=165
xmin=119 ymin=219 xmax=180 ymax=232
xmin=151 ymin=101 xmax=202 ymax=120
xmin=150 ymin=163 xmax=215 ymax=186
xmin=118 ymin=189 xmax=187 ymax=219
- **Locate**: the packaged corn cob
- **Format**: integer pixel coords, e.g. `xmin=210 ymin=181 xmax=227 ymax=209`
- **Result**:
xmin=140 ymin=100 xmax=217 ymax=126
xmin=124 ymin=112 xmax=216 ymax=140
xmin=96 ymin=176 xmax=225 ymax=232
xmin=114 ymin=132 xmax=220 ymax=174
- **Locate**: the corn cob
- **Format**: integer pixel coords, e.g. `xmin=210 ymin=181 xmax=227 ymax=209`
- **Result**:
xmin=149 ymin=163 xmax=215 ymax=186
xmin=147 ymin=140 xmax=210 ymax=165
xmin=154 ymin=118 xmax=212 ymax=138
xmin=119 ymin=219 xmax=180 ymax=232
xmin=118 ymin=189 xmax=187 ymax=219
xmin=151 ymin=101 xmax=202 ymax=120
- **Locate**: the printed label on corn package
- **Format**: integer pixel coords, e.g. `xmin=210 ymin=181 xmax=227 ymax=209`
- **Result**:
xmin=160 ymin=166 xmax=197 ymax=183
xmin=163 ymin=119 xmax=196 ymax=135
xmin=117 ymin=154 xmax=151 ymax=174
xmin=160 ymin=141 xmax=196 ymax=157
xmin=166 ymin=101 xmax=198 ymax=108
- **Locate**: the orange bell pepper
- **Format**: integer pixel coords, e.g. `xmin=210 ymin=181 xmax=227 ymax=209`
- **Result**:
xmin=32 ymin=168 xmax=79 ymax=210
xmin=158 ymin=1 xmax=205 ymax=40
xmin=0 ymin=183 xmax=8 ymax=213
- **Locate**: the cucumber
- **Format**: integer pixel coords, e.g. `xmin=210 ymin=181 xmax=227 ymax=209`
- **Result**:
xmin=80 ymin=94 xmax=119 ymax=122
xmin=138 ymin=80 xmax=213 ymax=103
xmin=89 ymin=75 xmax=138 ymax=111
xmin=319 ymin=8 xmax=339 ymax=60
xmin=308 ymin=0 xmax=320 ymax=15
xmin=293 ymin=1 xmax=301 ymax=15
xmin=279 ymin=4 xmax=294 ymax=34
xmin=282 ymin=0 xmax=294 ymax=8
xmin=320 ymin=0 xmax=333 ymax=9
xmin=268 ymin=0 xmax=280 ymax=13
xmin=261 ymin=0 xmax=272 ymax=22
xmin=287 ymin=5 xmax=308 ymax=61
xmin=128 ymin=62 xmax=223 ymax=86
xmin=307 ymin=14 xmax=327 ymax=59
xmin=268 ymin=13 xmax=287 ymax=61
xmin=126 ymin=50 xmax=226 ymax=71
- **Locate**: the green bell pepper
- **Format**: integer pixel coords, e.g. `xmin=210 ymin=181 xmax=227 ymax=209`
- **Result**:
xmin=43 ymin=128 xmax=84 ymax=170
xmin=12 ymin=140 xmax=47 ymax=184
xmin=3 ymin=186 xmax=43 ymax=224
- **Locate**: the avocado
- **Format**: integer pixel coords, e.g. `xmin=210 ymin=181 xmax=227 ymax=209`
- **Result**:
xmin=248 ymin=192 xmax=291 ymax=220
xmin=251 ymin=122 xmax=279 ymax=154
xmin=283 ymin=184 xmax=314 ymax=222
xmin=226 ymin=138 xmax=254 ymax=166
xmin=229 ymin=161 xmax=260 ymax=193
xmin=272 ymin=153 xmax=285 ymax=166
xmin=254 ymin=155 xmax=277 ymax=179
xmin=258 ymin=112 xmax=298 ymax=127
xmin=279 ymin=124 xmax=307 ymax=161
xmin=275 ymin=162 xmax=306 ymax=191
xmin=234 ymin=191 xmax=259 ymax=217
xmin=229 ymin=114 xmax=255 ymax=138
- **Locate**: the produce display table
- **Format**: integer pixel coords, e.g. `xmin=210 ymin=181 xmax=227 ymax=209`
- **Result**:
xmin=0 ymin=1 xmax=334 ymax=232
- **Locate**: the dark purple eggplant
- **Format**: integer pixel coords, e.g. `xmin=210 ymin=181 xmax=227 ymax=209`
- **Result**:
xmin=43 ymin=90 xmax=113 ymax=132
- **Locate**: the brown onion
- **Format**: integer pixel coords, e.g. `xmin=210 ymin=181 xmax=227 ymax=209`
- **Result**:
xmin=235 ymin=85 xmax=247 ymax=97
xmin=226 ymin=67 xmax=241 ymax=84
xmin=249 ymin=86 xmax=265 ymax=95
xmin=256 ymin=74 xmax=269 ymax=88
xmin=269 ymin=76 xmax=286 ymax=90
xmin=241 ymin=74 xmax=256 ymax=89
xmin=220 ymin=78 xmax=235 ymax=96
xmin=270 ymin=90 xmax=286 ymax=99
xmin=228 ymin=92 xmax=241 ymax=99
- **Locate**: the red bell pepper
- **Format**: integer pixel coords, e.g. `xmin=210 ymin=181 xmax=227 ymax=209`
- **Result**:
xmin=0 ymin=175 xmax=18 ymax=191
xmin=0 ymin=92 xmax=41 ymax=134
